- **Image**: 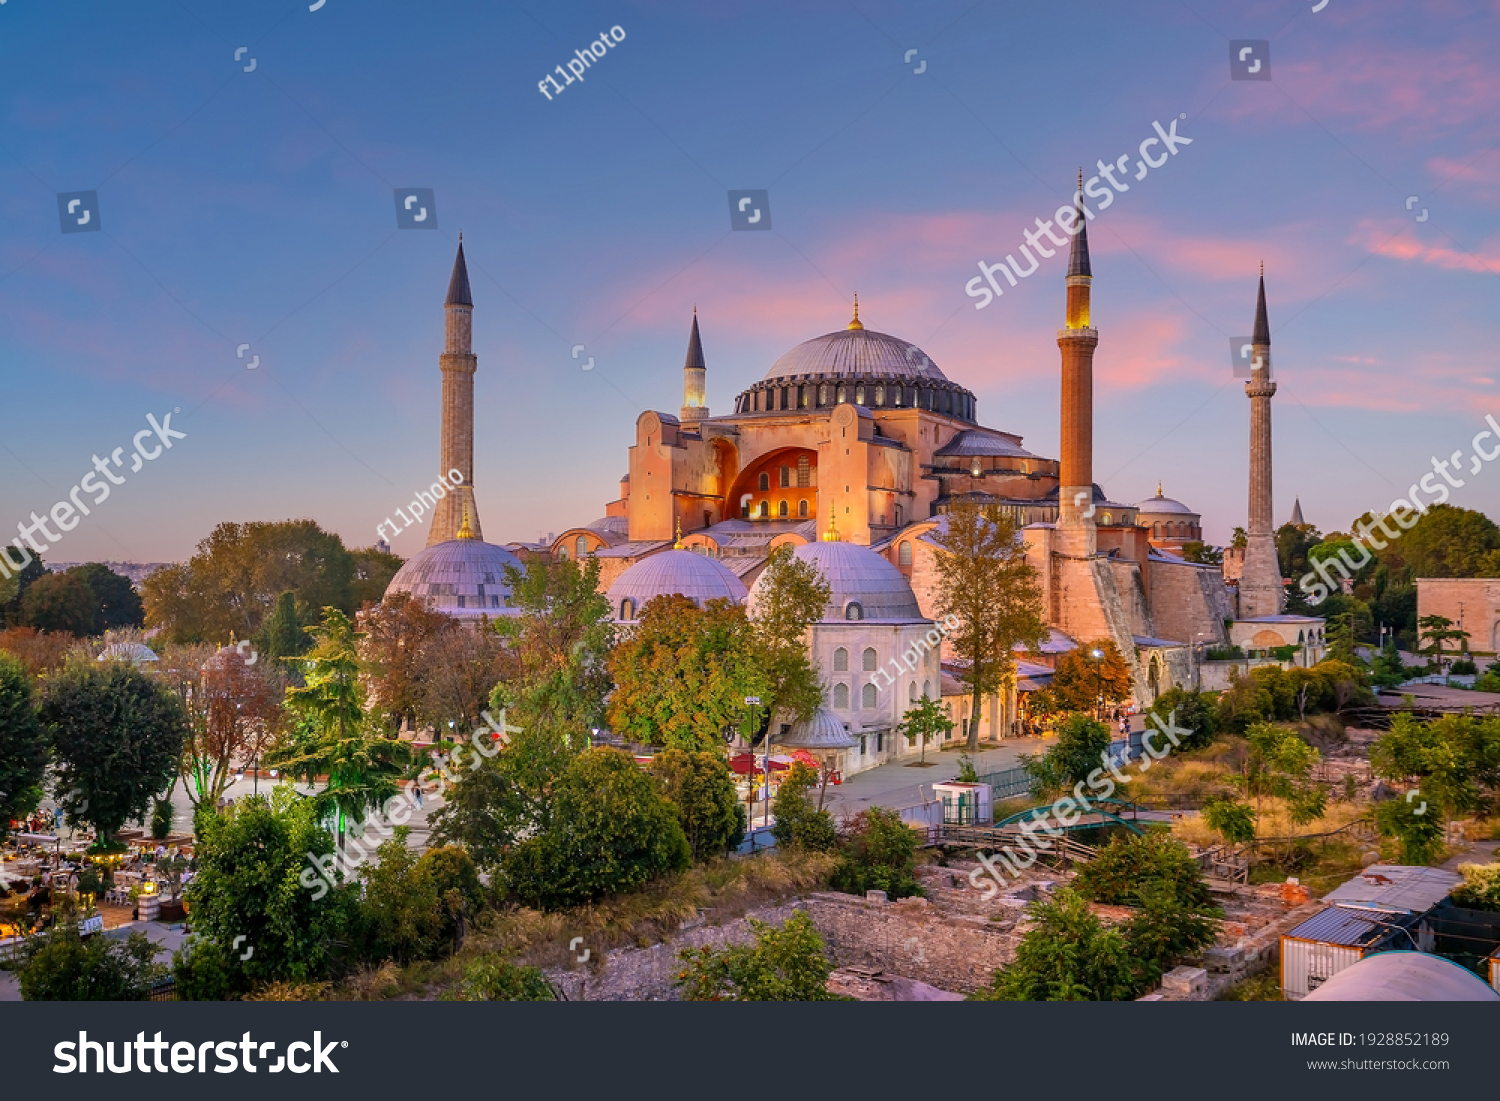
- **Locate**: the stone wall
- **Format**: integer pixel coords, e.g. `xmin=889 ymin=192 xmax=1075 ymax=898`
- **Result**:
xmin=1148 ymin=558 xmax=1232 ymax=649
xmin=1416 ymin=578 xmax=1500 ymax=655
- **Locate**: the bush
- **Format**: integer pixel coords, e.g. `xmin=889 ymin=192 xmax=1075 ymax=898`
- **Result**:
xmin=648 ymin=748 xmax=747 ymax=862
xmin=829 ymin=807 xmax=921 ymax=899
xmin=19 ymin=926 xmax=167 ymax=1000
xmin=445 ymin=956 xmax=555 ymax=1001
xmin=1146 ymin=688 xmax=1216 ymax=751
xmin=1451 ymin=657 xmax=1478 ymax=675
xmin=151 ymin=797 xmax=174 ymax=840
xmin=1451 ymin=863 xmax=1500 ymax=912
xmin=172 ymin=936 xmax=240 ymax=1001
xmin=971 ymin=889 xmax=1138 ymax=1001
xmin=1073 ymin=832 xmax=1216 ymax=913
xmin=1121 ymin=881 xmax=1219 ymax=987
xmin=675 ymin=911 xmax=836 ymax=1001
xmin=769 ymin=763 xmax=837 ymax=851
xmin=1202 ymin=796 xmax=1256 ymax=844
xmin=1024 ymin=713 xmax=1110 ymax=793
xmin=1375 ymin=795 xmax=1445 ymax=865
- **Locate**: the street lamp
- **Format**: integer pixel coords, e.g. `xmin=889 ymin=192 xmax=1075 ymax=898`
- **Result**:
xmin=1091 ymin=649 xmax=1105 ymax=722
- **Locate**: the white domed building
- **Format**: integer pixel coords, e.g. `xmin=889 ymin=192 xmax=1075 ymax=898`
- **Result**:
xmin=747 ymin=527 xmax=939 ymax=777
xmin=606 ymin=546 xmax=749 ymax=622
xmin=384 ymin=512 xmax=525 ymax=622
xmin=1135 ymin=483 xmax=1203 ymax=555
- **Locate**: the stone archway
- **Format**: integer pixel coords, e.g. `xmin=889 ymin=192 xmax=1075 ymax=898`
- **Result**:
xmin=1147 ymin=656 xmax=1161 ymax=701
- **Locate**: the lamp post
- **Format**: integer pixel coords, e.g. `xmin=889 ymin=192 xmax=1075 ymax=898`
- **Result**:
xmin=1091 ymin=649 xmax=1105 ymax=722
xmin=744 ymin=696 xmax=765 ymax=828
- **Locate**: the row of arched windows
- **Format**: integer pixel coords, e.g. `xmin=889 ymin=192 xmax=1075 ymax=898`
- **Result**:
xmin=736 ymin=381 xmax=974 ymax=420
xmin=742 ymin=499 xmax=811 ymax=519
xmin=1151 ymin=521 xmax=1200 ymax=540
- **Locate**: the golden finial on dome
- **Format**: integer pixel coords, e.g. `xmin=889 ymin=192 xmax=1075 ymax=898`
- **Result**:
xmin=674 ymin=516 xmax=684 ymax=550
xmin=457 ymin=499 xmax=477 ymax=540
xmin=821 ymin=504 xmax=841 ymax=542
xmin=847 ymin=294 xmax=863 ymax=331
xmin=1156 ymin=481 xmax=1163 ymax=497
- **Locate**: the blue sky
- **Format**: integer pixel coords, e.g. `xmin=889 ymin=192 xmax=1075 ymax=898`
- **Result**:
xmin=2 ymin=0 xmax=1498 ymax=563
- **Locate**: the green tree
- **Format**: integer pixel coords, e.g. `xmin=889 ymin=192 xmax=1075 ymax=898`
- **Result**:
xmin=1230 ymin=526 xmax=1248 ymax=550
xmin=350 ymin=545 xmax=404 ymax=610
xmin=494 ymin=555 xmax=614 ymax=731
xmin=1121 ymin=881 xmax=1219 ymax=988
xmin=358 ymin=829 xmax=484 ymax=964
xmin=502 ymin=747 xmax=691 ymax=910
xmin=445 ymin=956 xmax=556 ymax=1001
xmin=262 ymin=591 xmax=311 ymax=664
xmin=1417 ymin=614 xmax=1469 ymax=675
xmin=39 ymin=660 xmax=188 ymax=847
xmin=19 ymin=572 xmax=96 ymax=636
xmin=430 ymin=718 xmax=579 ymax=873
xmin=648 ymin=748 xmax=747 ymax=862
xmin=1042 ymin=639 xmax=1134 ymax=718
xmin=1374 ymin=794 xmax=1445 ymax=864
xmin=971 ymin=889 xmax=1138 ymax=1001
xmin=607 ymin=595 xmax=768 ymax=751
xmin=185 ymin=788 xmax=359 ymax=988
xmin=769 ymin=761 xmax=837 ymax=851
xmin=65 ymin=563 xmax=145 ymax=631
xmin=932 ymin=501 xmax=1047 ymax=751
xmin=0 ymin=550 xmax=47 ymax=628
xmin=1180 ymin=541 xmax=1223 ymax=566
xmin=0 ymin=653 xmax=48 ymax=841
xmin=1384 ymin=504 xmax=1500 ymax=579
xmin=1245 ymin=723 xmax=1327 ymax=839
xmin=142 ymin=519 xmax=356 ymax=645
xmin=1202 ymin=795 xmax=1257 ymax=844
xmin=1145 ymin=687 xmax=1216 ymax=751
xmin=830 ymin=806 xmax=921 ymax=899
xmin=747 ymin=543 xmax=831 ymax=727
xmin=897 ymin=693 xmax=954 ymax=764
xmin=1370 ymin=712 xmax=1500 ymax=838
xmin=1024 ymin=712 xmax=1110 ymax=793
xmin=675 ymin=911 xmax=836 ymax=1001
xmin=1451 ymin=862 xmax=1500 ymax=912
xmin=266 ymin=608 xmax=411 ymax=842
xmin=1370 ymin=641 xmax=1409 ymax=689
xmin=1277 ymin=522 xmax=1325 ymax=581
xmin=18 ymin=926 xmax=167 ymax=1001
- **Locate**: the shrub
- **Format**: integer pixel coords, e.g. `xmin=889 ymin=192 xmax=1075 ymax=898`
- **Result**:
xmin=829 ymin=807 xmax=921 ymax=899
xmin=769 ymin=763 xmax=837 ymax=852
xmin=151 ymin=797 xmax=174 ymax=840
xmin=172 ymin=936 xmax=239 ymax=1001
xmin=445 ymin=956 xmax=555 ymax=1001
xmin=675 ymin=911 xmax=836 ymax=1001
xmin=648 ymin=748 xmax=747 ymax=862
xmin=1375 ymin=795 xmax=1445 ymax=865
xmin=1201 ymin=796 xmax=1256 ymax=844
xmin=1073 ymin=832 xmax=1216 ymax=913
xmin=1451 ymin=657 xmax=1478 ymax=675
xmin=971 ymin=889 xmax=1138 ymax=1001
xmin=1146 ymin=688 xmax=1216 ymax=751
xmin=18 ymin=926 xmax=167 ymax=1001
xmin=1122 ymin=881 xmax=1219 ymax=987
xmin=1024 ymin=713 xmax=1110 ymax=793
xmin=1452 ymin=863 xmax=1500 ymax=912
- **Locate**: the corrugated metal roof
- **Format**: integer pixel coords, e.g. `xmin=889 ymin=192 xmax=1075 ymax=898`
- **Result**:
xmin=1286 ymin=906 xmax=1396 ymax=948
xmin=1324 ymin=866 xmax=1462 ymax=914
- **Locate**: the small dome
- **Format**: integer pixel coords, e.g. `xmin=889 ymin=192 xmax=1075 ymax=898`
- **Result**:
xmin=607 ymin=549 xmax=748 ymax=621
xmin=749 ymin=540 xmax=924 ymax=623
xmin=1135 ymin=484 xmax=1198 ymax=517
xmin=774 ymin=708 xmax=860 ymax=750
xmin=97 ymin=641 xmax=158 ymax=665
xmin=385 ymin=538 xmax=524 ymax=620
xmin=765 ymin=328 xmax=946 ymax=382
xmin=587 ymin=516 xmax=628 ymax=536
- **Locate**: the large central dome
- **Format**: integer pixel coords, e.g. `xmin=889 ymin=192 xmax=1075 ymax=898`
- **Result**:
xmin=765 ymin=327 xmax=947 ymax=383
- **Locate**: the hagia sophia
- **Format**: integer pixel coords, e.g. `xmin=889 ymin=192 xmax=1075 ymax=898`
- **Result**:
xmin=386 ymin=213 xmax=1326 ymax=777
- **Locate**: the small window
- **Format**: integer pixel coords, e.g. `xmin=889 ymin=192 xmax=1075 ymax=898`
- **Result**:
xmin=862 ymin=683 xmax=877 ymax=709
xmin=798 ymin=499 xmax=808 ymax=518
xmin=898 ymin=540 xmax=912 ymax=567
xmin=860 ymin=735 xmax=867 ymax=754
xmin=800 ymin=387 xmax=809 ymax=409
xmin=758 ymin=472 xmax=770 ymax=491
xmin=819 ymin=384 xmax=828 ymax=405
xmin=704 ymin=510 xmax=712 ymax=529
xmin=575 ymin=535 xmax=588 ymax=558
xmin=620 ymin=598 xmax=634 ymax=619
xmin=855 ymin=386 xmax=865 ymax=405
xmin=909 ymin=681 xmax=918 ymax=702
xmin=894 ymin=504 xmax=903 ymax=527
xmin=558 ymin=547 xmax=570 ymax=561
xmin=833 ymin=647 xmax=848 ymax=672
xmin=457 ymin=595 xmax=466 ymax=609
xmin=778 ymin=500 xmax=788 ymax=518
xmin=740 ymin=502 xmax=750 ymax=519
xmin=758 ymin=500 xmax=769 ymax=518
xmin=862 ymin=647 xmax=877 ymax=671
xmin=874 ymin=385 xmax=885 ymax=406
xmin=837 ymin=385 xmax=846 ymax=404
xmin=922 ymin=678 xmax=931 ymax=697
xmin=779 ymin=465 xmax=790 ymax=488
xmin=834 ymin=683 xmax=850 ymax=709
xmin=845 ymin=601 xmax=863 ymax=621
xmin=797 ymin=455 xmax=810 ymax=487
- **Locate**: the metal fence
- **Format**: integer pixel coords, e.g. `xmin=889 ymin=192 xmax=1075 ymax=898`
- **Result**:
xmin=973 ymin=767 xmax=1034 ymax=800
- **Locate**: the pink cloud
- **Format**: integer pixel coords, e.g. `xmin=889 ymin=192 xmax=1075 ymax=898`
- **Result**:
xmin=1351 ymin=218 xmax=1500 ymax=273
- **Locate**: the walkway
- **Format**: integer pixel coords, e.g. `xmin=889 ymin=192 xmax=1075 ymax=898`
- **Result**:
xmin=817 ymin=737 xmax=1055 ymax=817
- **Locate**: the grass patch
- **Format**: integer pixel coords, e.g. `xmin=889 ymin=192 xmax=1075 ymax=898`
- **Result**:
xmin=1220 ymin=970 xmax=1283 ymax=1001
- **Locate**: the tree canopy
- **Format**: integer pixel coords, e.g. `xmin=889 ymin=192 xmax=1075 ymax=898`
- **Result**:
xmin=0 ymin=653 xmax=48 ymax=840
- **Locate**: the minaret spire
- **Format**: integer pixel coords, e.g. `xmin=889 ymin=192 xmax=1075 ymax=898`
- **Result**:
xmin=680 ymin=308 xmax=709 ymax=424
xmin=1239 ymin=267 xmax=1283 ymax=616
xmin=1057 ymin=170 xmax=1099 ymax=554
xmin=428 ymin=239 xmax=482 ymax=545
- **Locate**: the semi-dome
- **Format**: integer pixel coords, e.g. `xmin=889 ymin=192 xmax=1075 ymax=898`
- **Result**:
xmin=587 ymin=516 xmax=628 ymax=536
xmin=774 ymin=708 xmax=860 ymax=750
xmin=1136 ymin=483 xmax=1198 ymax=516
xmin=766 ymin=327 xmax=946 ymax=382
xmin=607 ymin=549 xmax=749 ymax=621
xmin=749 ymin=539 xmax=924 ymax=623
xmin=384 ymin=537 xmax=524 ymax=620
xmin=97 ymin=641 xmax=158 ymax=666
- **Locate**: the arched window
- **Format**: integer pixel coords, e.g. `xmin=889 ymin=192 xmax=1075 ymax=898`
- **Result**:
xmin=862 ymin=647 xmax=877 ymax=671
xmin=575 ymin=535 xmax=588 ymax=558
xmin=855 ymin=386 xmax=865 ymax=405
xmin=862 ymin=683 xmax=877 ymax=709
xmin=758 ymin=472 xmax=770 ymax=491
xmin=909 ymin=681 xmax=918 ymax=702
xmin=833 ymin=683 xmax=849 ymax=709
xmin=922 ymin=678 xmax=931 ymax=697
xmin=893 ymin=386 xmax=903 ymax=407
xmin=1101 ymin=512 xmax=1112 ymax=526
xmin=845 ymin=601 xmax=863 ymax=621
xmin=800 ymin=387 xmax=809 ymax=409
xmin=758 ymin=501 xmax=769 ymax=518
xmin=899 ymin=541 xmax=912 ymax=567
xmin=779 ymin=465 xmax=790 ymax=488
xmin=837 ymin=385 xmax=847 ymax=404
xmin=797 ymin=455 xmax=810 ymax=487
xmin=778 ymin=500 xmax=788 ymax=518
xmin=894 ymin=504 xmax=903 ymax=527
xmin=740 ymin=501 xmax=750 ymax=519
xmin=558 ymin=546 xmax=570 ymax=561
xmin=798 ymin=499 xmax=809 ymax=518
xmin=874 ymin=385 xmax=885 ymax=406
xmin=1152 ymin=523 xmax=1159 ymax=538
xmin=619 ymin=598 xmax=634 ymax=620
xmin=833 ymin=647 xmax=848 ymax=672
xmin=819 ymin=384 xmax=829 ymax=406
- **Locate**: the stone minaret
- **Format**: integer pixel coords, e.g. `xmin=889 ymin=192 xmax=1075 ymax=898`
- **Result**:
xmin=1056 ymin=175 xmax=1098 ymax=558
xmin=1238 ymin=267 xmax=1284 ymax=616
xmin=427 ymin=237 xmax=483 ymax=546
xmin=680 ymin=308 xmax=708 ymax=424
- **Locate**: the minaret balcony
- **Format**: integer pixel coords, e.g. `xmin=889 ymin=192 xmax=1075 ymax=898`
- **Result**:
xmin=1055 ymin=327 xmax=1099 ymax=340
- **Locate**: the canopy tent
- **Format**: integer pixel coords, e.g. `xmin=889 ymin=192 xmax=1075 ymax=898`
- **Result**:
xmin=728 ymin=753 xmax=794 ymax=776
